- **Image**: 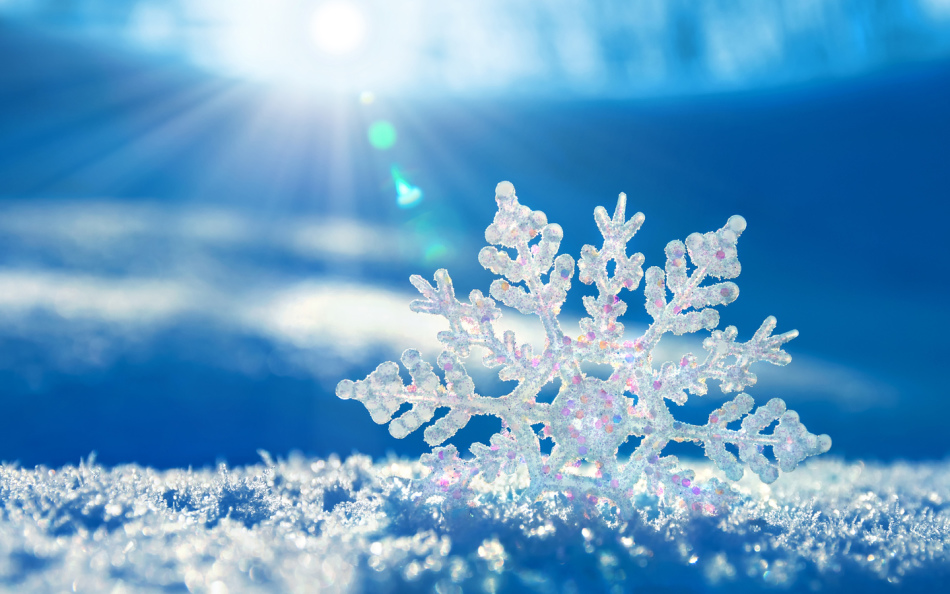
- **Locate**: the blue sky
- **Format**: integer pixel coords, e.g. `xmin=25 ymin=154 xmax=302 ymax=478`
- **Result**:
xmin=0 ymin=1 xmax=948 ymax=468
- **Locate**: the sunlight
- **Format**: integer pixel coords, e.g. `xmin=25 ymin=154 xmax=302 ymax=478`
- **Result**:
xmin=3 ymin=1 xmax=950 ymax=95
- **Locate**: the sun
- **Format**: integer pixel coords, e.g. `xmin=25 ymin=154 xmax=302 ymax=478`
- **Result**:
xmin=310 ymin=2 xmax=367 ymax=56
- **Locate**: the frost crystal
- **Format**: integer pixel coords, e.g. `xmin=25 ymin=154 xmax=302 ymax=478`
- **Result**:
xmin=337 ymin=182 xmax=831 ymax=514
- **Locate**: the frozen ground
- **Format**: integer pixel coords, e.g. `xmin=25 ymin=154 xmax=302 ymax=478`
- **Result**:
xmin=0 ymin=455 xmax=947 ymax=593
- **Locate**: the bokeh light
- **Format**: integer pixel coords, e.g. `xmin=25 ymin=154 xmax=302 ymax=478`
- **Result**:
xmin=367 ymin=120 xmax=396 ymax=150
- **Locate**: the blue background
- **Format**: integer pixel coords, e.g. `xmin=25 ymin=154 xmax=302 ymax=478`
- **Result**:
xmin=0 ymin=1 xmax=948 ymax=469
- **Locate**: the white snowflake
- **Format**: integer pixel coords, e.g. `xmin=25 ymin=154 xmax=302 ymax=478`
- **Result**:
xmin=336 ymin=182 xmax=831 ymax=514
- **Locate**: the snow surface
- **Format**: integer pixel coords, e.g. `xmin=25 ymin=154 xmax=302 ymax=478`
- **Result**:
xmin=1 ymin=455 xmax=947 ymax=593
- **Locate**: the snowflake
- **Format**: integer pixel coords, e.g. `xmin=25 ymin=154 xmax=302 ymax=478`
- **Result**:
xmin=336 ymin=182 xmax=831 ymax=515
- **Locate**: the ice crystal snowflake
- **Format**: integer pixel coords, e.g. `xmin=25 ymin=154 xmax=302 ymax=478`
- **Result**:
xmin=337 ymin=182 xmax=831 ymax=514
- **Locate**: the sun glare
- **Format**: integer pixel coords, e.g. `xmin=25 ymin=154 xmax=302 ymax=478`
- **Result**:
xmin=310 ymin=2 xmax=367 ymax=56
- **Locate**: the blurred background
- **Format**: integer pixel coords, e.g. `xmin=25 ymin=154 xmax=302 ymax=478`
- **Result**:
xmin=0 ymin=0 xmax=947 ymax=469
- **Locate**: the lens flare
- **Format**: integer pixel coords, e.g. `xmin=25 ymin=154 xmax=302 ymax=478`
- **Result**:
xmin=391 ymin=166 xmax=422 ymax=208
xmin=424 ymin=242 xmax=448 ymax=262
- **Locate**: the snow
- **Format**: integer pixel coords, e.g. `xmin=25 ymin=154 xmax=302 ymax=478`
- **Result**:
xmin=1 ymin=455 xmax=946 ymax=593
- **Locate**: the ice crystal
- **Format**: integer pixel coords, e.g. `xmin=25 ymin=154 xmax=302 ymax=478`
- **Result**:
xmin=337 ymin=182 xmax=831 ymax=514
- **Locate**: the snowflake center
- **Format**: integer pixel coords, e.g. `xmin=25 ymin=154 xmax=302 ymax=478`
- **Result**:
xmin=551 ymin=378 xmax=630 ymax=461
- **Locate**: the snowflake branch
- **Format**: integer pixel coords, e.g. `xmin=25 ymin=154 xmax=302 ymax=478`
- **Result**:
xmin=478 ymin=181 xmax=581 ymax=383
xmin=575 ymin=193 xmax=646 ymax=348
xmin=409 ymin=269 xmax=544 ymax=384
xmin=697 ymin=316 xmax=799 ymax=393
xmin=628 ymin=316 xmax=799 ymax=407
xmin=635 ymin=216 xmax=747 ymax=355
xmin=336 ymin=349 xmax=501 ymax=446
xmin=670 ymin=393 xmax=832 ymax=483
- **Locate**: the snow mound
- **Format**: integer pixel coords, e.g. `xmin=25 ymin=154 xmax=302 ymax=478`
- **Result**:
xmin=0 ymin=455 xmax=947 ymax=593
